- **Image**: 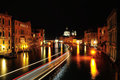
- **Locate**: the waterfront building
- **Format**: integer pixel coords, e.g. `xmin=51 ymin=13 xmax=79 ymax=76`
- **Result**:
xmin=13 ymin=20 xmax=32 ymax=52
xmin=0 ymin=14 xmax=12 ymax=54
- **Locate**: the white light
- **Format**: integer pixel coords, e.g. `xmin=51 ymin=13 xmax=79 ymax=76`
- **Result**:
xmin=59 ymin=40 xmax=63 ymax=43
xmin=55 ymin=39 xmax=58 ymax=43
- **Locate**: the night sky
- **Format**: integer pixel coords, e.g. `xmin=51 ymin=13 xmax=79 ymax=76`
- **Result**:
xmin=0 ymin=0 xmax=117 ymax=39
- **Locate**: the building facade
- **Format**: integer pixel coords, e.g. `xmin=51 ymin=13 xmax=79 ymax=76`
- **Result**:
xmin=98 ymin=26 xmax=108 ymax=53
xmin=84 ymin=30 xmax=98 ymax=48
xmin=0 ymin=14 xmax=12 ymax=54
xmin=13 ymin=20 xmax=32 ymax=52
xmin=32 ymin=29 xmax=45 ymax=45
xmin=107 ymin=9 xmax=119 ymax=62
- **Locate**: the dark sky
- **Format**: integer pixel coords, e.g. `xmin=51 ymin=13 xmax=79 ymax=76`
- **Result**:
xmin=0 ymin=0 xmax=117 ymax=39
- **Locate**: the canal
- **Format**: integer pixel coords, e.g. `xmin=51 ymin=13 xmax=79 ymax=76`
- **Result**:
xmin=0 ymin=42 xmax=68 ymax=80
xmin=44 ymin=44 xmax=119 ymax=80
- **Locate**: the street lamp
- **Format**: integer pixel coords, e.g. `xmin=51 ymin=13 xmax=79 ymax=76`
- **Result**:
xmin=90 ymin=49 xmax=96 ymax=55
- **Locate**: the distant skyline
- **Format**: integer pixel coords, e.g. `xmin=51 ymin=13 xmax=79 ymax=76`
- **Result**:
xmin=0 ymin=0 xmax=117 ymax=39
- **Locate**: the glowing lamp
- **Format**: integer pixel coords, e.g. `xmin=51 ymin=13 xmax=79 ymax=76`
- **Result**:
xmin=76 ymin=40 xmax=79 ymax=44
xmin=55 ymin=39 xmax=58 ymax=43
xmin=91 ymin=49 xmax=96 ymax=55
xmin=2 ymin=45 xmax=5 ymax=49
xmin=48 ymin=42 xmax=51 ymax=45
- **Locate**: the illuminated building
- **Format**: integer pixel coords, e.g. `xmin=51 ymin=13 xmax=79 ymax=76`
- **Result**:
xmin=32 ymin=29 xmax=45 ymax=45
xmin=63 ymin=27 xmax=70 ymax=37
xmin=0 ymin=13 xmax=12 ymax=54
xmin=71 ymin=30 xmax=77 ymax=36
xmin=60 ymin=27 xmax=77 ymax=43
xmin=98 ymin=26 xmax=108 ymax=53
xmin=13 ymin=20 xmax=32 ymax=52
xmin=107 ymin=9 xmax=119 ymax=62
xmin=84 ymin=30 xmax=97 ymax=48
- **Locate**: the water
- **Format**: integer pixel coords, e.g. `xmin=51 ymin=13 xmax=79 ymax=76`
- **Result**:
xmin=0 ymin=42 xmax=65 ymax=80
xmin=45 ymin=44 xmax=119 ymax=80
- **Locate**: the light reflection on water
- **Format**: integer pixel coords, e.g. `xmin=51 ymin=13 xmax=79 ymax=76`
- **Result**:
xmin=0 ymin=58 xmax=7 ymax=75
xmin=41 ymin=46 xmax=46 ymax=64
xmin=22 ymin=52 xmax=29 ymax=67
xmin=43 ymin=46 xmax=46 ymax=63
xmin=84 ymin=45 xmax=87 ymax=55
xmin=90 ymin=58 xmax=98 ymax=80
xmin=48 ymin=46 xmax=51 ymax=62
xmin=61 ymin=43 xmax=63 ymax=55
xmin=77 ymin=44 xmax=80 ymax=68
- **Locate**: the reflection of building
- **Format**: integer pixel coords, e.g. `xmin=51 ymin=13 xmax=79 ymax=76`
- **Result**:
xmin=0 ymin=14 xmax=12 ymax=54
xmin=107 ymin=9 xmax=119 ymax=62
xmin=98 ymin=26 xmax=108 ymax=53
xmin=84 ymin=30 xmax=97 ymax=47
xmin=13 ymin=20 xmax=32 ymax=52
xmin=32 ymin=29 xmax=45 ymax=45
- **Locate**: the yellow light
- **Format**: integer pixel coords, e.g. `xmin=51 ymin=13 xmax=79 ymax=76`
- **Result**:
xmin=24 ymin=45 xmax=26 ymax=48
xmin=90 ymin=58 xmax=98 ymax=79
xmin=76 ymin=40 xmax=79 ymax=44
xmin=26 ymin=44 xmax=28 ymax=48
xmin=1 ymin=59 xmax=7 ymax=74
xmin=91 ymin=49 xmax=96 ymax=55
xmin=48 ymin=42 xmax=51 ymax=45
xmin=2 ymin=45 xmax=5 ymax=50
xmin=77 ymin=44 xmax=80 ymax=68
xmin=41 ymin=42 xmax=43 ymax=45
xmin=77 ymin=44 xmax=79 ymax=55
xmin=94 ymin=41 xmax=97 ymax=44
xmin=48 ymin=47 xmax=51 ymax=62
xmin=22 ymin=52 xmax=29 ymax=68
xmin=61 ymin=43 xmax=63 ymax=55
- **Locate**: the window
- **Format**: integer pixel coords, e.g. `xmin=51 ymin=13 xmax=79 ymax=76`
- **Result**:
xmin=3 ymin=40 xmax=5 ymax=44
xmin=16 ymin=38 xmax=17 ymax=43
xmin=0 ymin=32 xmax=1 ymax=37
xmin=9 ymin=46 xmax=10 ymax=49
xmin=100 ymin=29 xmax=101 ymax=33
xmin=100 ymin=36 xmax=101 ymax=39
xmin=41 ymin=33 xmax=43 ymax=36
xmin=9 ymin=32 xmax=10 ymax=37
xmin=110 ymin=20 xmax=113 ymax=29
xmin=16 ymin=29 xmax=17 ymax=34
xmin=3 ymin=18 xmax=4 ymax=24
xmin=3 ymin=31 xmax=4 ymax=37
xmin=16 ymin=22 xmax=17 ymax=25
xmin=21 ymin=30 xmax=24 ymax=34
xmin=9 ymin=40 xmax=10 ymax=44
xmin=0 ymin=18 xmax=1 ymax=23
xmin=8 ymin=20 xmax=10 ymax=26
